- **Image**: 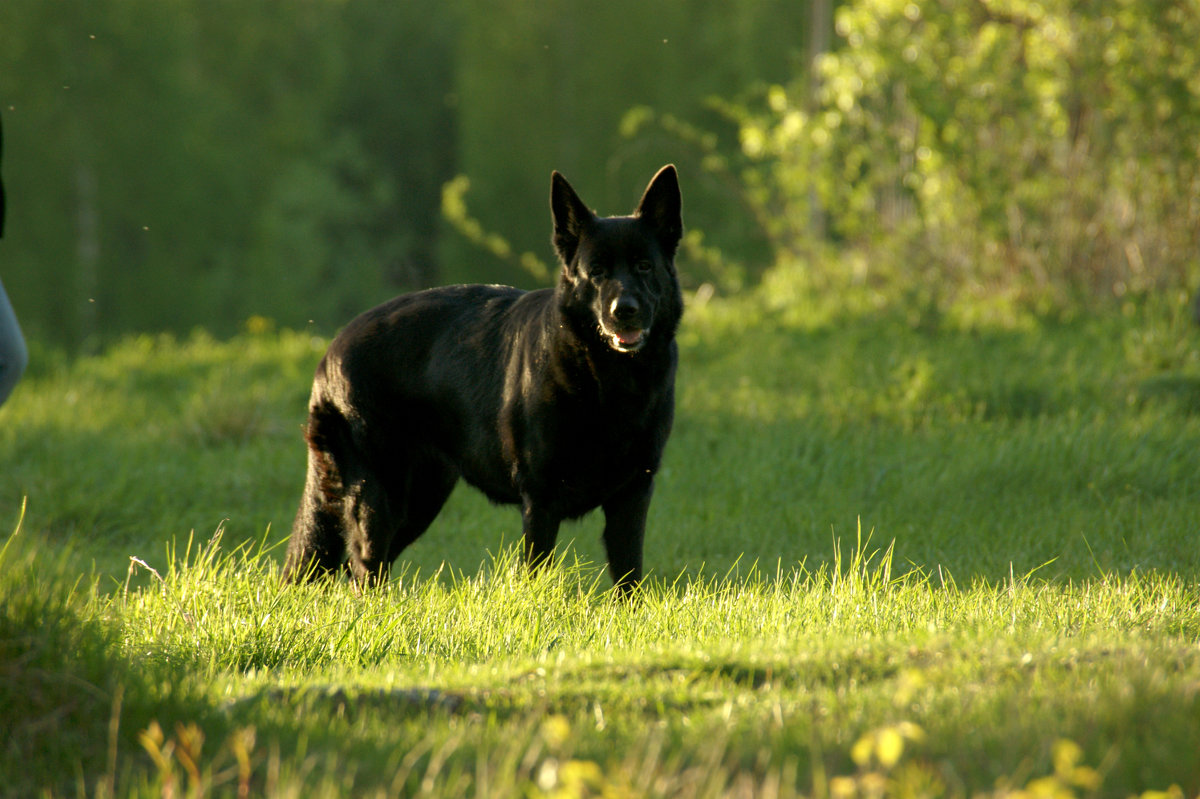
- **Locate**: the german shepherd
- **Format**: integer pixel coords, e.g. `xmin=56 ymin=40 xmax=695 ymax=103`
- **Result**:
xmin=282 ymin=165 xmax=683 ymax=595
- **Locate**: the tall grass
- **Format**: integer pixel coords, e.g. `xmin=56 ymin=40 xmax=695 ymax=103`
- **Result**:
xmin=5 ymin=515 xmax=1199 ymax=796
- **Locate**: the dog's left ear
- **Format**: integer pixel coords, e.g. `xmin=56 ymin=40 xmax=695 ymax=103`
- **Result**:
xmin=635 ymin=165 xmax=683 ymax=258
xmin=551 ymin=171 xmax=594 ymax=267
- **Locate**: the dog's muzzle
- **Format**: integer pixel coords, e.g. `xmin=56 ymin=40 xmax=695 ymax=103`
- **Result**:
xmin=603 ymin=296 xmax=649 ymax=352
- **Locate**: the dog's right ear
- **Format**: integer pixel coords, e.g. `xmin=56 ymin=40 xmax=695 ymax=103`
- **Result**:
xmin=635 ymin=164 xmax=683 ymax=259
xmin=551 ymin=171 xmax=594 ymax=267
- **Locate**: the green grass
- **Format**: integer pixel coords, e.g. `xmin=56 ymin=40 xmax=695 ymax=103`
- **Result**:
xmin=2 ymin=273 xmax=1199 ymax=796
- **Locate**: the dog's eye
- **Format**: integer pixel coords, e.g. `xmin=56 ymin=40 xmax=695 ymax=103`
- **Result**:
xmin=590 ymin=266 xmax=608 ymax=280
xmin=635 ymin=260 xmax=653 ymax=273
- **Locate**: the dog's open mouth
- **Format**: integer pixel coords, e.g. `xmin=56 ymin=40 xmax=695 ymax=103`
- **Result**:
xmin=604 ymin=325 xmax=648 ymax=353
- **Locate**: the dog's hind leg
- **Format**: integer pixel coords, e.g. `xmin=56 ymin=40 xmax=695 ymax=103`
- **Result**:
xmin=383 ymin=457 xmax=459 ymax=564
xmin=343 ymin=451 xmax=460 ymax=586
xmin=342 ymin=472 xmax=398 ymax=586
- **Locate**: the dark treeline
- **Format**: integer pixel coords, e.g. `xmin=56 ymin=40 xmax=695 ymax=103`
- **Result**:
xmin=0 ymin=0 xmax=805 ymax=349
xmin=3 ymin=1 xmax=1197 ymax=350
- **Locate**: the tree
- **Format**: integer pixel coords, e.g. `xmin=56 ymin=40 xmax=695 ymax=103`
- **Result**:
xmin=0 ymin=0 xmax=459 ymax=347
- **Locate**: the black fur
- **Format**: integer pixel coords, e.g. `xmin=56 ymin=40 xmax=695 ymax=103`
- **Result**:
xmin=282 ymin=165 xmax=683 ymax=594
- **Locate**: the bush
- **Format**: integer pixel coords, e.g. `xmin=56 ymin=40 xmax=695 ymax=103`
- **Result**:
xmin=722 ymin=0 xmax=1200 ymax=305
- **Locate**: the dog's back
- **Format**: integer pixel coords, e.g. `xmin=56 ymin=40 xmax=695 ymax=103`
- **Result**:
xmin=313 ymin=284 xmax=552 ymax=503
xmin=284 ymin=165 xmax=683 ymax=593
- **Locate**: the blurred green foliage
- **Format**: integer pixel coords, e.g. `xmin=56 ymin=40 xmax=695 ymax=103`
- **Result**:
xmin=2 ymin=0 xmax=459 ymax=347
xmin=726 ymin=0 xmax=1200 ymax=307
xmin=1 ymin=0 xmax=1196 ymax=350
xmin=0 ymin=0 xmax=802 ymax=348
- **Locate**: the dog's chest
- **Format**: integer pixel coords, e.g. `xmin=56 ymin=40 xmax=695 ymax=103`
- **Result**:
xmin=500 ymin=342 xmax=674 ymax=507
xmin=533 ymin=396 xmax=665 ymax=499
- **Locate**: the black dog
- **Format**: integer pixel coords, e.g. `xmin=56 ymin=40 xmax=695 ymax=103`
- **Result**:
xmin=282 ymin=165 xmax=683 ymax=594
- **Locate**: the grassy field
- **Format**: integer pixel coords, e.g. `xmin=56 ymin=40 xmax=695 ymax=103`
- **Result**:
xmin=2 ymin=272 xmax=1199 ymax=797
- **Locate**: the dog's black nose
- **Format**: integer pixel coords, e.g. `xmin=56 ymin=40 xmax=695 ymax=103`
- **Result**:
xmin=612 ymin=295 xmax=640 ymax=323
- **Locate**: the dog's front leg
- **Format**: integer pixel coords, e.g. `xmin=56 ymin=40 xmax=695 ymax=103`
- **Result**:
xmin=601 ymin=474 xmax=652 ymax=596
xmin=521 ymin=499 xmax=562 ymax=573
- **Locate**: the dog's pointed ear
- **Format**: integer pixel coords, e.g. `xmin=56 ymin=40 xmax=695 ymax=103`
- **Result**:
xmin=635 ymin=164 xmax=682 ymax=258
xmin=551 ymin=171 xmax=593 ymax=267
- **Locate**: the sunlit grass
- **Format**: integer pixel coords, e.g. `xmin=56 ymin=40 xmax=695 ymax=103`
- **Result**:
xmin=5 ymin=519 xmax=1200 ymax=796
xmin=2 ymin=273 xmax=1200 ymax=795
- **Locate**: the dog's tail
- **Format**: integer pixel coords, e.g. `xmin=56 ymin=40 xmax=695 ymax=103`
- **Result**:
xmin=305 ymin=397 xmax=354 ymax=500
xmin=282 ymin=391 xmax=357 ymax=583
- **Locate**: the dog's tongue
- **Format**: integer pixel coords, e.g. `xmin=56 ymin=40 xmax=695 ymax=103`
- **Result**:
xmin=616 ymin=330 xmax=643 ymax=346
